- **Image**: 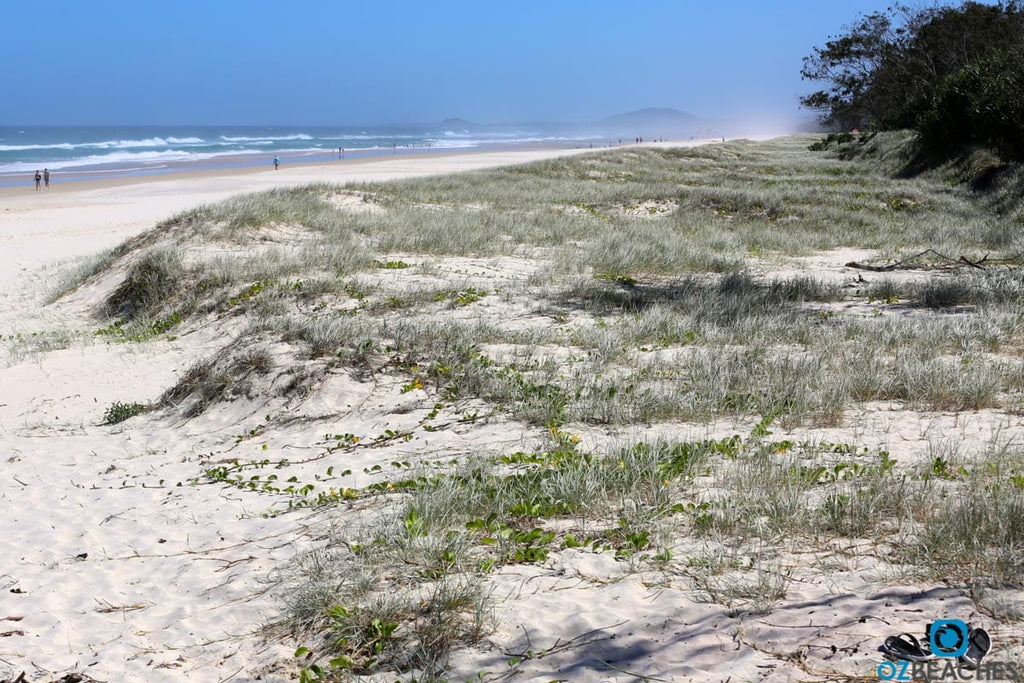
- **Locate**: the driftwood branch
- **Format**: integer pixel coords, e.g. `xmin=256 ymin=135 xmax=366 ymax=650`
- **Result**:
xmin=844 ymin=248 xmax=1011 ymax=272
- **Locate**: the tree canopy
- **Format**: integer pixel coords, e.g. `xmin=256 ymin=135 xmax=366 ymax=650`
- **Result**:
xmin=801 ymin=1 xmax=1024 ymax=159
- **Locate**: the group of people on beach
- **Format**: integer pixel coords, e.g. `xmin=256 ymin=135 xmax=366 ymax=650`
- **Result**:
xmin=33 ymin=168 xmax=50 ymax=190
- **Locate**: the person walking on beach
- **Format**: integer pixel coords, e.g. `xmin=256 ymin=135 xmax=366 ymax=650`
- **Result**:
xmin=34 ymin=170 xmax=41 ymax=190
xmin=273 ymin=155 xmax=280 ymax=170
xmin=43 ymin=168 xmax=50 ymax=189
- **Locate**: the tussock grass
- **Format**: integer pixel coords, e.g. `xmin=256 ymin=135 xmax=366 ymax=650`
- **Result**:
xmin=178 ymin=186 xmax=348 ymax=240
xmin=104 ymin=248 xmax=186 ymax=320
xmin=1 ymin=328 xmax=81 ymax=365
xmin=45 ymin=248 xmax=122 ymax=304
xmin=910 ymin=478 xmax=1024 ymax=585
xmin=160 ymin=341 xmax=275 ymax=416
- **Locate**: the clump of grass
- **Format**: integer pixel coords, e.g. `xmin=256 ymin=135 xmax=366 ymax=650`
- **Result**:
xmin=911 ymin=478 xmax=1024 ymax=585
xmin=103 ymin=401 xmax=148 ymax=424
xmin=889 ymin=354 xmax=1004 ymax=411
xmin=160 ymin=343 xmax=274 ymax=417
xmin=691 ymin=189 xmax=793 ymax=222
xmin=273 ymin=315 xmax=373 ymax=359
xmin=103 ymin=248 xmax=186 ymax=320
xmin=866 ymin=277 xmax=902 ymax=303
xmin=918 ymin=280 xmax=974 ymax=309
xmin=692 ymin=560 xmax=794 ymax=615
xmin=183 ymin=186 xmax=347 ymax=239
xmin=287 ymin=568 xmax=490 ymax=677
xmin=1 ymin=329 xmax=78 ymax=364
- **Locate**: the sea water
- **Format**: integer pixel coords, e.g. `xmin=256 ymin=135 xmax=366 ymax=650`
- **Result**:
xmin=0 ymin=123 xmax=610 ymax=187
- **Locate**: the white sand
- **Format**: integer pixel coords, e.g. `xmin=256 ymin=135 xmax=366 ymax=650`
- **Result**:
xmin=1 ymin=141 xmax=1019 ymax=682
xmin=0 ymin=148 xmax=612 ymax=290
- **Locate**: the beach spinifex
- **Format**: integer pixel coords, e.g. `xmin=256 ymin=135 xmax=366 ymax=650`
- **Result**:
xmin=103 ymin=247 xmax=185 ymax=320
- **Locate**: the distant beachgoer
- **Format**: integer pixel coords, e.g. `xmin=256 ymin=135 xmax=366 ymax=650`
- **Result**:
xmin=43 ymin=168 xmax=50 ymax=188
xmin=273 ymin=155 xmax=280 ymax=170
xmin=34 ymin=170 xmax=41 ymax=190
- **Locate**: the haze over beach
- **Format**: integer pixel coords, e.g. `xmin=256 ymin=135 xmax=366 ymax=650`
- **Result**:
xmin=4 ymin=1 xmax=1024 ymax=682
xmin=0 ymin=0 xmax=906 ymax=187
xmin=0 ymin=0 xmax=907 ymax=187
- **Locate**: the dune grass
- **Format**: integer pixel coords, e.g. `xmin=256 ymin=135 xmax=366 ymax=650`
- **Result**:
xmin=51 ymin=133 xmax=1024 ymax=679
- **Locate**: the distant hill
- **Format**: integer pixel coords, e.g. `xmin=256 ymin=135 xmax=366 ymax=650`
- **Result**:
xmin=596 ymin=108 xmax=705 ymax=135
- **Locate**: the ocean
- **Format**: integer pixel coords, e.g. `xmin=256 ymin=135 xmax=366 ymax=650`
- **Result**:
xmin=0 ymin=123 xmax=611 ymax=187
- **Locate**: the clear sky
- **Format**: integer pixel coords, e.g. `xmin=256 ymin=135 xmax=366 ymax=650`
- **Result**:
xmin=4 ymin=0 xmax=912 ymax=127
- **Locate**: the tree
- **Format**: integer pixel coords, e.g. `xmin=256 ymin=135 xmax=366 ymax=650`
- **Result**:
xmin=799 ymin=11 xmax=899 ymax=130
xmin=917 ymin=47 xmax=1024 ymax=158
xmin=801 ymin=1 xmax=1024 ymax=158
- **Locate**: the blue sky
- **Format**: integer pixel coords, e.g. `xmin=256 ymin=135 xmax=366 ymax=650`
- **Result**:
xmin=4 ymin=1 xmax=908 ymax=126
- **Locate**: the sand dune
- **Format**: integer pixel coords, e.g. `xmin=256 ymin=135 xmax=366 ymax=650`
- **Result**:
xmin=2 ymin=138 xmax=1021 ymax=682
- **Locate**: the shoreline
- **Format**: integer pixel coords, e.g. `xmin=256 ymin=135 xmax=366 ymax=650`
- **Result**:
xmin=0 ymin=141 xmax=571 ymax=196
xmin=0 ymin=138 xmax=659 ymax=197
xmin=0 ymin=139 xmax=715 ymax=288
xmin=0 ymin=138 xmax=627 ymax=190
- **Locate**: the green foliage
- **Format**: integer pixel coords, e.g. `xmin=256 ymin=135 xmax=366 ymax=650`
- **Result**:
xmin=802 ymin=2 xmax=1024 ymax=159
xmin=594 ymin=272 xmax=637 ymax=287
xmin=103 ymin=401 xmax=148 ymax=424
xmin=807 ymin=132 xmax=854 ymax=151
xmin=433 ymin=287 xmax=488 ymax=306
xmin=201 ymin=458 xmax=357 ymax=513
xmin=917 ymin=48 xmax=1024 ymax=159
xmin=95 ymin=310 xmax=182 ymax=341
xmin=375 ymin=259 xmax=410 ymax=269
xmin=225 ymin=279 xmax=272 ymax=308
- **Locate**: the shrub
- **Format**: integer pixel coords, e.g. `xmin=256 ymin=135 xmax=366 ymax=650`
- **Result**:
xmin=917 ymin=49 xmax=1024 ymax=161
xmin=103 ymin=401 xmax=147 ymax=424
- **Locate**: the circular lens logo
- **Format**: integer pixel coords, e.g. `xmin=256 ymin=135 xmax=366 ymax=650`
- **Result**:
xmin=930 ymin=619 xmax=969 ymax=658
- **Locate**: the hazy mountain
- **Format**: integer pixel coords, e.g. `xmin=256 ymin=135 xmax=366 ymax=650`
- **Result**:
xmin=596 ymin=108 xmax=707 ymax=135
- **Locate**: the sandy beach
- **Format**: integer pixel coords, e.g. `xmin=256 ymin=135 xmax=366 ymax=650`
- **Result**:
xmin=0 ymin=146 xmax=615 ymax=289
xmin=3 ymin=136 xmax=1022 ymax=683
